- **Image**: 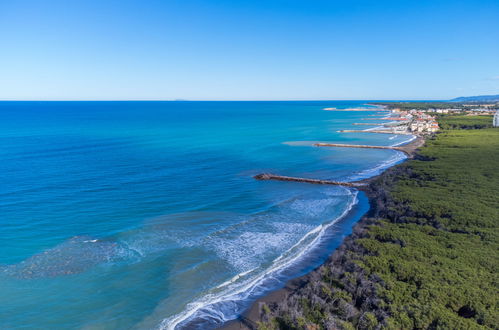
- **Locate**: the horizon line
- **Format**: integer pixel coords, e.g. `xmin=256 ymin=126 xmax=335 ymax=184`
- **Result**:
xmin=0 ymin=98 xmax=446 ymax=102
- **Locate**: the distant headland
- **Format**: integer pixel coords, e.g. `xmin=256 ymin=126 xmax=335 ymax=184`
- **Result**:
xmin=450 ymin=94 xmax=499 ymax=103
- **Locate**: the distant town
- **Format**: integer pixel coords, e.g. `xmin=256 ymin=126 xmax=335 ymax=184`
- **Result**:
xmin=372 ymin=101 xmax=499 ymax=135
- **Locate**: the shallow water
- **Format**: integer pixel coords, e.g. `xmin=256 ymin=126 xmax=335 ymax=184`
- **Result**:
xmin=0 ymin=101 xmax=410 ymax=329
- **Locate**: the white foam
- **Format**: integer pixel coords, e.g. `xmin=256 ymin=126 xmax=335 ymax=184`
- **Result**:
xmin=271 ymin=222 xmax=314 ymax=234
xmin=323 ymin=185 xmax=354 ymax=197
xmin=160 ymin=191 xmax=359 ymax=330
xmin=345 ymin=133 xmax=416 ymax=182
xmin=348 ymin=151 xmax=406 ymax=181
xmin=289 ymin=198 xmax=336 ymax=217
xmin=391 ymin=134 xmax=416 ymax=147
xmin=215 ymin=267 xmax=258 ymax=289
xmin=363 ymin=125 xmax=384 ymax=131
xmin=211 ymin=231 xmax=298 ymax=270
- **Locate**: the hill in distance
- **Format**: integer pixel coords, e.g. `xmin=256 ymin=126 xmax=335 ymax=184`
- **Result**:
xmin=450 ymin=94 xmax=499 ymax=102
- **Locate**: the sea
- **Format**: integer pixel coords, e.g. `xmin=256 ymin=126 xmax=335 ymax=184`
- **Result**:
xmin=0 ymin=101 xmax=412 ymax=329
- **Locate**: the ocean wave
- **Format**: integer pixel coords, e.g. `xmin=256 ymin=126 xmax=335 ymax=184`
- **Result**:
xmin=215 ymin=267 xmax=259 ymax=289
xmin=289 ymin=197 xmax=338 ymax=217
xmin=343 ymin=134 xmax=415 ymax=182
xmin=363 ymin=125 xmax=385 ymax=131
xmin=160 ymin=190 xmax=359 ymax=330
xmin=211 ymin=230 xmax=304 ymax=271
xmin=348 ymin=151 xmax=407 ymax=181
xmin=391 ymin=135 xmax=416 ymax=147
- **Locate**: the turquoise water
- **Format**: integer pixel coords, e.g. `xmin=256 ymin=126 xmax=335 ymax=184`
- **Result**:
xmin=0 ymin=101 xmax=410 ymax=329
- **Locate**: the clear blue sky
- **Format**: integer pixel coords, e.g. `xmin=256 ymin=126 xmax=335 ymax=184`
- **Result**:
xmin=1 ymin=0 xmax=498 ymax=100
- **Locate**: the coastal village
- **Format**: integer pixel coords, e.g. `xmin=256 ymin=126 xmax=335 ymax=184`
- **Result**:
xmin=355 ymin=103 xmax=499 ymax=135
xmin=388 ymin=109 xmax=440 ymax=134
xmin=256 ymin=102 xmax=498 ymax=187
xmin=335 ymin=108 xmax=440 ymax=135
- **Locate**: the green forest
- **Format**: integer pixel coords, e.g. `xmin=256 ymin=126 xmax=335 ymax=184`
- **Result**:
xmin=436 ymin=114 xmax=494 ymax=130
xmin=260 ymin=115 xmax=499 ymax=329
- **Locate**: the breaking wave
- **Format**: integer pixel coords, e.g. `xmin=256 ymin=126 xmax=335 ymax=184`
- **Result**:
xmin=160 ymin=190 xmax=359 ymax=330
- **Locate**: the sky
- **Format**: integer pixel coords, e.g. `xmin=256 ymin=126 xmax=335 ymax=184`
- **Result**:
xmin=0 ymin=0 xmax=498 ymax=100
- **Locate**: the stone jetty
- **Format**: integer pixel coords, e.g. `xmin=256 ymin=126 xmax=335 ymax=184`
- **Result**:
xmin=254 ymin=173 xmax=365 ymax=187
xmin=314 ymin=142 xmax=411 ymax=155
xmin=338 ymin=129 xmax=412 ymax=135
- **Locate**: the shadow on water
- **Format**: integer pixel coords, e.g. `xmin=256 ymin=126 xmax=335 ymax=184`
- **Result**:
xmin=1 ymin=236 xmax=119 ymax=279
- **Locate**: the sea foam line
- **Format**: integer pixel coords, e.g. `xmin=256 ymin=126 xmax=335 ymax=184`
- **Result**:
xmin=346 ymin=133 xmax=416 ymax=182
xmin=215 ymin=267 xmax=258 ymax=289
xmin=391 ymin=134 xmax=416 ymax=147
xmin=346 ymin=149 xmax=407 ymax=182
xmin=160 ymin=189 xmax=359 ymax=330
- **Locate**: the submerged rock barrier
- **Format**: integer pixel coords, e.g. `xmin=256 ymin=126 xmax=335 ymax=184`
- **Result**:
xmin=253 ymin=173 xmax=365 ymax=187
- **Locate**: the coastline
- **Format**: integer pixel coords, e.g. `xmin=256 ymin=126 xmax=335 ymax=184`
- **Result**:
xmin=220 ymin=135 xmax=425 ymax=329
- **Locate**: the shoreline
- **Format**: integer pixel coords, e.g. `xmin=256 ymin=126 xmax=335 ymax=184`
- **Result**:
xmin=220 ymin=135 xmax=425 ymax=329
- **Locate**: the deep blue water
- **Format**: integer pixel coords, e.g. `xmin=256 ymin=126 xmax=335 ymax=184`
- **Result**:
xmin=0 ymin=101 xmax=410 ymax=329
